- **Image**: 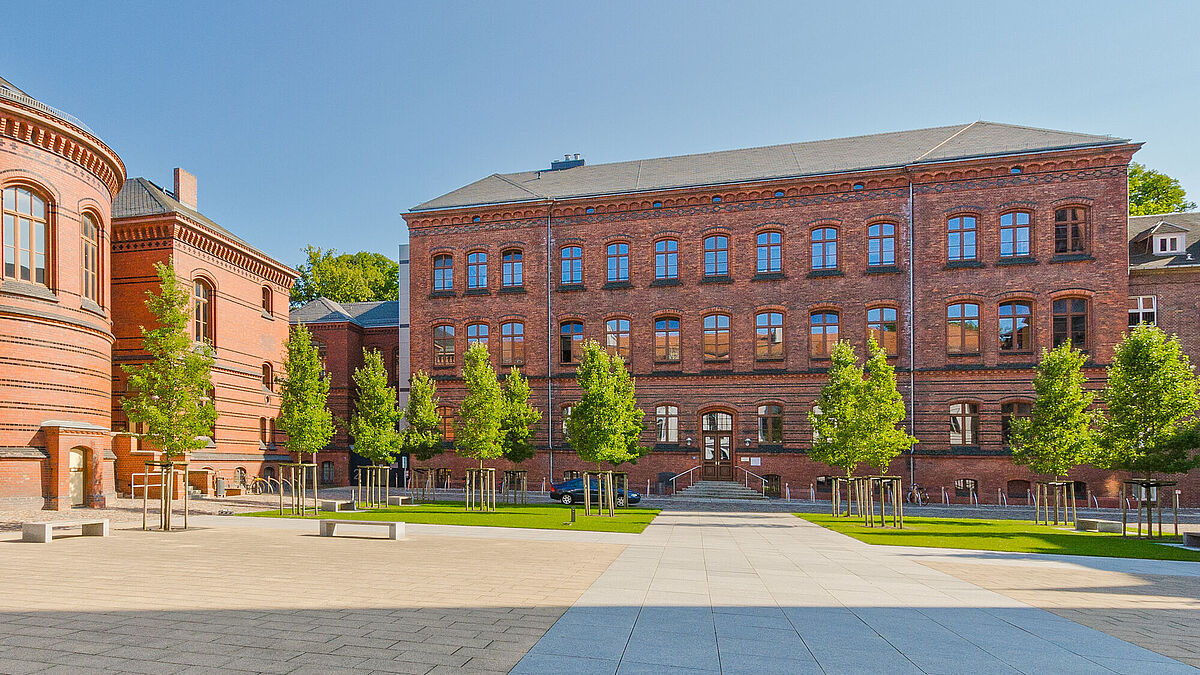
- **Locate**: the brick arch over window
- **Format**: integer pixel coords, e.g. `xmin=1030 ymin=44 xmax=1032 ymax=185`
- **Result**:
xmin=2 ymin=182 xmax=52 ymax=286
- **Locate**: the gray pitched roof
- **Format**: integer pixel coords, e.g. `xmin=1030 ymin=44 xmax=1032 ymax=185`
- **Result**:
xmin=290 ymin=298 xmax=400 ymax=328
xmin=1129 ymin=212 xmax=1200 ymax=271
xmin=114 ymin=177 xmax=282 ymax=267
xmin=412 ymin=121 xmax=1130 ymax=212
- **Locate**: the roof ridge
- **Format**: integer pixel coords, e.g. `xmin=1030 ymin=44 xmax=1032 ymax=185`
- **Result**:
xmin=491 ymin=172 xmax=546 ymax=199
xmin=913 ymin=122 xmax=976 ymax=163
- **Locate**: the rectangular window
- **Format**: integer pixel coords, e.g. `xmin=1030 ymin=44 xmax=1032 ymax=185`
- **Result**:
xmin=704 ymin=236 xmax=728 ymax=276
xmin=758 ymin=404 xmax=783 ymax=443
xmin=560 ymin=321 xmax=583 ymax=364
xmin=1054 ymin=207 xmax=1087 ymax=254
xmin=998 ymin=301 xmax=1031 ymax=352
xmin=433 ymin=325 xmax=455 ymax=366
xmin=950 ymin=403 xmax=978 ymax=446
xmin=655 ymin=317 xmax=681 ymax=362
xmin=1000 ymin=212 xmax=1031 ymax=257
xmin=438 ymin=406 xmax=455 ymax=441
xmin=947 ymin=303 xmax=980 ymax=354
xmin=810 ymin=312 xmax=838 ymax=358
xmin=1128 ymin=295 xmax=1156 ymax=326
xmin=560 ymin=246 xmax=582 ymax=285
xmin=867 ymin=222 xmax=895 ymax=266
xmin=703 ymin=314 xmax=730 ymax=360
xmin=811 ymin=228 xmax=838 ymax=270
xmin=655 ymin=239 xmax=678 ymax=279
xmin=655 ymin=405 xmax=678 ymax=443
xmin=605 ymin=318 xmax=631 ymax=360
xmin=867 ymin=307 xmax=898 ymax=356
xmin=502 ymin=250 xmax=523 ymax=287
xmin=607 ymin=242 xmax=629 ymax=282
xmin=467 ymin=251 xmax=487 ymax=289
xmin=948 ymin=216 xmax=977 ymax=261
xmin=433 ymin=254 xmax=453 ymax=291
xmin=755 ymin=312 xmax=784 ymax=360
xmin=501 ymin=322 xmax=525 ymax=365
xmin=1053 ymin=298 xmax=1088 ymax=349
xmin=756 ymin=232 xmax=782 ymax=273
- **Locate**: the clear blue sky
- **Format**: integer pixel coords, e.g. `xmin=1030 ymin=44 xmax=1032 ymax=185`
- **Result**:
xmin=6 ymin=1 xmax=1198 ymax=268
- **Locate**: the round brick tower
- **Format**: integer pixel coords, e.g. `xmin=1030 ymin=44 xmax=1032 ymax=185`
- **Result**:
xmin=0 ymin=76 xmax=125 ymax=509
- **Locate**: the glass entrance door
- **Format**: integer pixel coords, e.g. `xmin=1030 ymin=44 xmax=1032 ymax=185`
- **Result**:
xmin=700 ymin=411 xmax=734 ymax=480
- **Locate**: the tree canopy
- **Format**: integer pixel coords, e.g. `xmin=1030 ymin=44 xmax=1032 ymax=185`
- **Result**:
xmin=121 ymin=261 xmax=217 ymax=458
xmin=1096 ymin=325 xmax=1200 ymax=476
xmin=291 ymin=246 xmax=399 ymax=306
xmin=565 ymin=341 xmax=648 ymax=467
xmin=1009 ymin=341 xmax=1096 ymax=479
xmin=400 ymin=370 xmax=443 ymax=461
xmin=500 ymin=367 xmax=542 ymax=463
xmin=277 ymin=325 xmax=335 ymax=458
xmin=808 ymin=341 xmax=866 ymax=476
xmin=349 ymin=349 xmax=403 ymax=466
xmin=857 ymin=337 xmax=917 ymax=472
xmin=454 ymin=344 xmax=505 ymax=465
xmin=1129 ymin=163 xmax=1196 ymax=216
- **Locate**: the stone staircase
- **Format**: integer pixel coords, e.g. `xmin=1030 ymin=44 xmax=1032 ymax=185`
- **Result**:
xmin=674 ymin=480 xmax=769 ymax=500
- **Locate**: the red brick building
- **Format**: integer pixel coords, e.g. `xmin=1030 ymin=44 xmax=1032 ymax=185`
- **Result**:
xmin=110 ymin=171 xmax=297 ymax=495
xmin=0 ymin=77 xmax=125 ymax=509
xmin=402 ymin=122 xmax=1181 ymax=503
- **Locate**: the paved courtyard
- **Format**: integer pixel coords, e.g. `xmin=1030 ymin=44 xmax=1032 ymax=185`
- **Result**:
xmin=1 ymin=511 xmax=1198 ymax=674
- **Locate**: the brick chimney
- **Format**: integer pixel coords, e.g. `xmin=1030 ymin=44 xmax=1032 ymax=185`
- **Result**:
xmin=173 ymin=168 xmax=197 ymax=210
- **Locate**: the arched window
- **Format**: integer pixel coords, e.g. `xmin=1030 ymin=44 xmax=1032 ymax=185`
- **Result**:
xmin=1000 ymin=212 xmax=1031 ymax=258
xmin=2 ymin=185 xmax=49 ymax=285
xmin=655 ymin=405 xmax=678 ymax=443
xmin=1001 ymin=401 xmax=1032 ymax=448
xmin=1053 ymin=298 xmax=1088 ymax=349
xmin=261 ymin=285 xmax=272 ymax=314
xmin=955 ymin=478 xmax=978 ymax=497
xmin=704 ymin=235 xmax=729 ymax=276
xmin=269 ymin=417 xmax=276 ymax=446
xmin=868 ymin=222 xmax=895 ymax=267
xmin=501 ymin=321 xmax=525 ymax=365
xmin=998 ymin=301 xmax=1032 ymax=352
xmin=758 ymin=404 xmax=784 ymax=443
xmin=502 ymin=249 xmax=523 ymax=288
xmin=756 ymin=231 xmax=782 ymax=273
xmin=702 ymin=314 xmax=730 ymax=360
xmin=194 ymin=279 xmax=214 ymax=344
xmin=432 ymin=254 xmax=453 ymax=291
xmin=560 ymin=321 xmax=583 ymax=364
xmin=466 ymin=322 xmax=488 ymax=348
xmin=755 ymin=312 xmax=784 ymax=360
xmin=262 ymin=363 xmax=273 ymax=391
xmin=1054 ymin=207 xmax=1088 ymax=254
xmin=810 ymin=312 xmax=839 ymax=358
xmin=607 ymin=242 xmax=629 ymax=282
xmin=259 ymin=417 xmax=268 ymax=445
xmin=948 ymin=215 xmax=977 ymax=261
xmin=950 ymin=402 xmax=979 ymax=446
xmin=467 ymin=251 xmax=487 ymax=289
xmin=655 ymin=239 xmax=678 ymax=280
xmin=606 ymin=318 xmax=631 ymax=359
xmin=947 ymin=303 xmax=980 ymax=354
xmin=437 ymin=406 xmax=455 ymax=441
xmin=811 ymin=228 xmax=838 ymax=270
xmin=560 ymin=246 xmax=582 ymax=284
xmin=433 ymin=324 xmax=455 ymax=366
xmin=867 ymin=307 xmax=899 ymax=356
xmin=81 ymin=213 xmax=99 ymax=303
xmin=655 ymin=317 xmax=681 ymax=362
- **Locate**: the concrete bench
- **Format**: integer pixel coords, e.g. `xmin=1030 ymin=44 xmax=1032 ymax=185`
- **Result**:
xmin=22 ymin=519 xmax=109 ymax=543
xmin=318 ymin=499 xmax=356 ymax=512
xmin=1184 ymin=532 xmax=1200 ymax=548
xmin=319 ymin=519 xmax=404 ymax=540
xmin=386 ymin=495 xmax=411 ymax=507
xmin=1076 ymin=518 xmax=1123 ymax=533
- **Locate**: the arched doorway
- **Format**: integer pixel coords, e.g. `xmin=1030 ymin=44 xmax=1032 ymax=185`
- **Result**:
xmin=700 ymin=411 xmax=733 ymax=480
xmin=68 ymin=447 xmax=88 ymax=507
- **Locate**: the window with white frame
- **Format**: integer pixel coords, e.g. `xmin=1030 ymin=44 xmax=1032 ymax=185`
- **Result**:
xmin=655 ymin=405 xmax=678 ymax=443
xmin=1128 ymin=295 xmax=1156 ymax=326
xmin=1155 ymin=234 xmax=1184 ymax=255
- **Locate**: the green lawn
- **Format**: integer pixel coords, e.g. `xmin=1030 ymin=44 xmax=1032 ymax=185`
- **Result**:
xmin=245 ymin=501 xmax=659 ymax=533
xmin=796 ymin=513 xmax=1200 ymax=562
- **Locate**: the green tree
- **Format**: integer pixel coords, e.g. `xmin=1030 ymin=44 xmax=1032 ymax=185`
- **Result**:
xmin=1129 ymin=163 xmax=1196 ymax=216
xmin=277 ymin=325 xmax=336 ymax=459
xmin=122 ymin=261 xmax=216 ymax=457
xmin=500 ymin=367 xmax=542 ymax=463
xmin=858 ymin=337 xmax=917 ymax=472
xmin=1095 ymin=325 xmax=1200 ymax=476
xmin=350 ymin=349 xmax=403 ymax=466
xmin=400 ymin=370 xmax=443 ymax=461
xmin=290 ymin=246 xmax=400 ymax=306
xmin=808 ymin=341 xmax=865 ymax=476
xmin=565 ymin=341 xmax=649 ymax=467
xmin=454 ymin=344 xmax=504 ymax=467
xmin=1009 ymin=342 xmax=1096 ymax=480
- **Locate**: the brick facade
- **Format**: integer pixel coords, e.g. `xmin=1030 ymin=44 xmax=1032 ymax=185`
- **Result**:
xmin=401 ymin=129 xmax=1186 ymax=504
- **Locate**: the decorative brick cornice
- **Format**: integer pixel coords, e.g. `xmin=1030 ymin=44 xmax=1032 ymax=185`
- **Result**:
xmin=0 ymin=101 xmax=125 ymax=198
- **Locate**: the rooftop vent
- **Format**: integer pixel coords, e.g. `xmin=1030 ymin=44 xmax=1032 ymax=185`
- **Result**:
xmin=550 ymin=153 xmax=585 ymax=171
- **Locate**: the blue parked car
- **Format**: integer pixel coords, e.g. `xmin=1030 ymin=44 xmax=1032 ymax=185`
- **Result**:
xmin=550 ymin=478 xmax=641 ymax=506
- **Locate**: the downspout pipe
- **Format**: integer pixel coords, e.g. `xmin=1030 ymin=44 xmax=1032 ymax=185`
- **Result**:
xmin=908 ymin=180 xmax=916 ymax=486
xmin=546 ymin=200 xmax=554 ymax=481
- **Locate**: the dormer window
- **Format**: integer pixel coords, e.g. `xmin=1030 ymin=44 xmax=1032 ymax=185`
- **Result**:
xmin=1155 ymin=234 xmax=1184 ymax=255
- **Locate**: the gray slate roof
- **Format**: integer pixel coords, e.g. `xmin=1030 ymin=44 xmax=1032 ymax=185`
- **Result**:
xmin=290 ymin=297 xmax=400 ymax=328
xmin=1129 ymin=212 xmax=1200 ymax=271
xmin=412 ymin=121 xmax=1130 ymax=211
xmin=114 ymin=177 xmax=279 ymax=266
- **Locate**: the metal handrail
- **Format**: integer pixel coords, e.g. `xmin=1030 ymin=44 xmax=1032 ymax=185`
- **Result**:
xmin=0 ymin=86 xmax=96 ymax=135
xmin=735 ymin=465 xmax=768 ymax=496
xmin=668 ymin=465 xmax=700 ymax=493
